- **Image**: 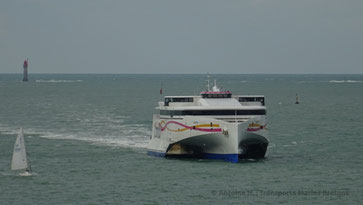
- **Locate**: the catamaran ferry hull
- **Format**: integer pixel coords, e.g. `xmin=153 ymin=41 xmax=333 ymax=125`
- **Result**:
xmin=147 ymin=115 xmax=268 ymax=163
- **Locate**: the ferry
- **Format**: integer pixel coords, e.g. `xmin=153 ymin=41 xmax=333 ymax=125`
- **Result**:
xmin=147 ymin=77 xmax=268 ymax=163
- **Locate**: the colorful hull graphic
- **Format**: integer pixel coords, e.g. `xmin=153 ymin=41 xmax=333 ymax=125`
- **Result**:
xmin=246 ymin=123 xmax=266 ymax=132
xmin=159 ymin=120 xmax=222 ymax=133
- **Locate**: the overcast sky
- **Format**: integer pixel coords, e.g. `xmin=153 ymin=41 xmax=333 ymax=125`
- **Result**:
xmin=1 ymin=0 xmax=362 ymax=74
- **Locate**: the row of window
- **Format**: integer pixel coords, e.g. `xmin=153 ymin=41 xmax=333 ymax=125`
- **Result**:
xmin=165 ymin=98 xmax=194 ymax=106
xmin=160 ymin=109 xmax=266 ymax=116
xmin=201 ymin=93 xmax=232 ymax=99
xmin=164 ymin=97 xmax=266 ymax=106
xmin=239 ymin=97 xmax=265 ymax=105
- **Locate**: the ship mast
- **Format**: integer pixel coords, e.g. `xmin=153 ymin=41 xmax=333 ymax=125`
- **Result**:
xmin=206 ymin=73 xmax=211 ymax=91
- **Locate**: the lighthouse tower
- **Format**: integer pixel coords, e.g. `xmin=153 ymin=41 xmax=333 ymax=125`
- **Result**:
xmin=23 ymin=59 xmax=28 ymax=82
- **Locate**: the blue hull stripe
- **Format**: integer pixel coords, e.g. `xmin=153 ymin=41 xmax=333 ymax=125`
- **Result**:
xmin=147 ymin=150 xmax=238 ymax=163
xmin=202 ymin=153 xmax=239 ymax=163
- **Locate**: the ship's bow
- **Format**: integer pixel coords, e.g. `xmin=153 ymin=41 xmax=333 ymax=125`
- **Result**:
xmin=237 ymin=116 xmax=269 ymax=159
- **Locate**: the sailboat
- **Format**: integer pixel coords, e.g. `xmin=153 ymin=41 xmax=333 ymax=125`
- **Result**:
xmin=11 ymin=128 xmax=32 ymax=176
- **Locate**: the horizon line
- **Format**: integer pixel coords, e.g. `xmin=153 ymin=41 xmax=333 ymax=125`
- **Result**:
xmin=1 ymin=72 xmax=363 ymax=75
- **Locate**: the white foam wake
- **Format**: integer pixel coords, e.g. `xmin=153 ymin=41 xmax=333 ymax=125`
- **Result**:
xmin=41 ymin=132 xmax=150 ymax=149
xmin=0 ymin=123 xmax=151 ymax=149
xmin=329 ymin=80 xmax=363 ymax=83
xmin=35 ymin=79 xmax=83 ymax=83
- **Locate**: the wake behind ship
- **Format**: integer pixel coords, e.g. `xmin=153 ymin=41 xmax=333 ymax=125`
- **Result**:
xmin=147 ymin=78 xmax=268 ymax=163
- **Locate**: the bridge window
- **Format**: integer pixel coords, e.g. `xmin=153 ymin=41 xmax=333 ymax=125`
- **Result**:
xmin=201 ymin=93 xmax=231 ymax=98
xmin=164 ymin=97 xmax=193 ymax=106
xmin=239 ymin=97 xmax=265 ymax=105
xmin=160 ymin=109 xmax=266 ymax=116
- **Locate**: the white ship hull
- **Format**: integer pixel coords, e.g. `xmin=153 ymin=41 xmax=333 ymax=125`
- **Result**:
xmin=147 ymin=114 xmax=268 ymax=163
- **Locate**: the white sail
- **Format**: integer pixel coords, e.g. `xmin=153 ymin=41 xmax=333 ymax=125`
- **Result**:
xmin=11 ymin=128 xmax=29 ymax=171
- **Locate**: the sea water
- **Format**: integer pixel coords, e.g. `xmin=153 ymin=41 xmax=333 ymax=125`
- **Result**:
xmin=0 ymin=74 xmax=362 ymax=204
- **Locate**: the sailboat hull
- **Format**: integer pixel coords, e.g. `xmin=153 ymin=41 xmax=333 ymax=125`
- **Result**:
xmin=19 ymin=171 xmax=32 ymax=176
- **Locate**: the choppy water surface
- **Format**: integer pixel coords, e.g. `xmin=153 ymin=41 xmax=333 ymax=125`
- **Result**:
xmin=0 ymin=74 xmax=362 ymax=204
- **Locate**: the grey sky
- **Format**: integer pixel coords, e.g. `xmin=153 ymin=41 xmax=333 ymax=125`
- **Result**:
xmin=1 ymin=0 xmax=362 ymax=74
